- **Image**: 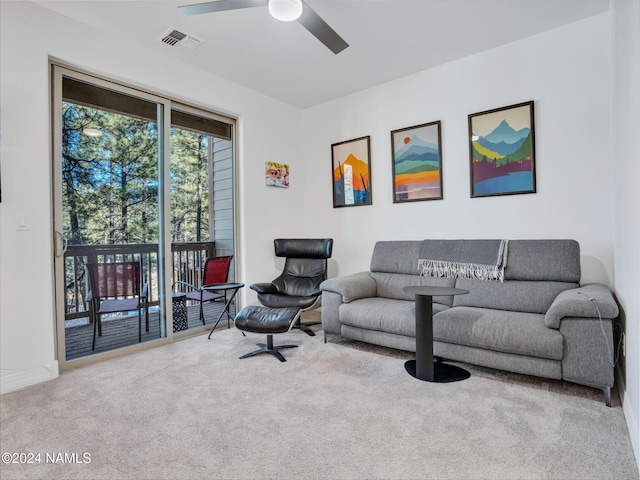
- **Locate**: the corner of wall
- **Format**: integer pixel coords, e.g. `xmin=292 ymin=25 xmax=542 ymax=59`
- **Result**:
xmin=616 ymin=366 xmax=640 ymax=468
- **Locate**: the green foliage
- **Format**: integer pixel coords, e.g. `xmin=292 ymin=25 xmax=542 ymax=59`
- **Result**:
xmin=170 ymin=128 xmax=209 ymax=242
xmin=62 ymin=102 xmax=209 ymax=246
xmin=472 ymin=133 xmax=531 ymax=166
xmin=503 ymin=133 xmax=532 ymax=163
xmin=401 ymin=161 xmax=440 ymax=175
xmin=472 ymin=142 xmax=504 ymax=163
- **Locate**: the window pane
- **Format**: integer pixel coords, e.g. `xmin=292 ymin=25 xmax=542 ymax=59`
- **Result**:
xmin=59 ymin=74 xmax=166 ymax=360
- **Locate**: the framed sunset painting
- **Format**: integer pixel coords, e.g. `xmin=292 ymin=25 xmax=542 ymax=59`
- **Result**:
xmin=391 ymin=121 xmax=443 ymax=203
xmin=468 ymin=101 xmax=536 ymax=198
xmin=331 ymin=136 xmax=372 ymax=208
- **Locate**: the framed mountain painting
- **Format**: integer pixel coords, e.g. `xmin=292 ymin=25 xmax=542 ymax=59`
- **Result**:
xmin=391 ymin=121 xmax=443 ymax=203
xmin=468 ymin=101 xmax=536 ymax=198
xmin=331 ymin=136 xmax=372 ymax=207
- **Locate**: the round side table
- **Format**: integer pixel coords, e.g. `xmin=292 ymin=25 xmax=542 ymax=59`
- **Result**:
xmin=403 ymin=285 xmax=470 ymax=383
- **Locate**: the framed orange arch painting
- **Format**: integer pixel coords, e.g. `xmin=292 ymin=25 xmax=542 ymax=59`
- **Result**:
xmin=331 ymin=136 xmax=372 ymax=208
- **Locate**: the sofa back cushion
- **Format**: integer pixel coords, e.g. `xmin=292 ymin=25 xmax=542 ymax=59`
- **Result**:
xmin=504 ymin=240 xmax=580 ymax=282
xmin=452 ymin=240 xmax=581 ymax=313
xmin=370 ymin=241 xmax=423 ymax=274
xmin=454 ymin=240 xmax=581 ymax=313
xmin=370 ymin=241 xmax=455 ymax=305
xmin=370 ymin=239 xmax=582 ymax=312
xmin=453 ymin=279 xmax=579 ymax=314
xmin=371 ymin=272 xmax=456 ymax=305
xmin=371 ymin=240 xmax=580 ymax=281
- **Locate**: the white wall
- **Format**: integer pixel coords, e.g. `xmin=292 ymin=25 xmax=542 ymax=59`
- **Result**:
xmin=1 ymin=3 xmax=637 ymax=466
xmin=0 ymin=0 xmax=304 ymax=392
xmin=301 ymin=8 xmax=638 ymax=466
xmin=612 ymin=0 xmax=640 ymax=467
xmin=302 ymin=14 xmax=614 ymax=287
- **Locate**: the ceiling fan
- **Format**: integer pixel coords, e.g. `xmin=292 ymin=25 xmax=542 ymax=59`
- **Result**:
xmin=179 ymin=0 xmax=349 ymax=54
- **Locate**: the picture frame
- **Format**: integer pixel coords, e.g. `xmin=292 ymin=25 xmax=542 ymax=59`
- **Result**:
xmin=331 ymin=136 xmax=372 ymax=207
xmin=468 ymin=101 xmax=536 ymax=198
xmin=265 ymin=161 xmax=289 ymax=188
xmin=391 ymin=121 xmax=443 ymax=203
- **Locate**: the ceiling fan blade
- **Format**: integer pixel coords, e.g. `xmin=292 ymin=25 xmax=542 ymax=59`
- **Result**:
xmin=179 ymin=0 xmax=268 ymax=16
xmin=297 ymin=1 xmax=349 ymax=54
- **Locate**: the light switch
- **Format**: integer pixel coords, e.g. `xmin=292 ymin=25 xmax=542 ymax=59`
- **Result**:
xmin=16 ymin=214 xmax=29 ymax=231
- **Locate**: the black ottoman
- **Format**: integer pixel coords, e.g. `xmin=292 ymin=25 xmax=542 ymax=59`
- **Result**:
xmin=234 ymin=306 xmax=302 ymax=362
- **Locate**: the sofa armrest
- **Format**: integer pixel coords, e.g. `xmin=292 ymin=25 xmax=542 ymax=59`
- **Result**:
xmin=320 ymin=272 xmax=377 ymax=303
xmin=544 ymin=284 xmax=619 ymax=329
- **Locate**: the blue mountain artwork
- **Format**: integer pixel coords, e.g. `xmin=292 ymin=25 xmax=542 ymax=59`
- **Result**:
xmin=476 ymin=135 xmax=527 ymax=156
xmin=471 ymin=118 xmax=534 ymax=194
xmin=483 ymin=119 xmax=529 ymax=144
xmin=395 ymin=135 xmax=440 ymax=163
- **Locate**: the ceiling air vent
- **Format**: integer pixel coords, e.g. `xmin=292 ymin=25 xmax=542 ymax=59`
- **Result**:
xmin=160 ymin=28 xmax=203 ymax=53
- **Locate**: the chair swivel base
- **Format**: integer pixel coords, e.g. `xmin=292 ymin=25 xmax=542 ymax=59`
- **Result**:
xmin=295 ymin=320 xmax=317 ymax=337
xmin=239 ymin=334 xmax=297 ymax=362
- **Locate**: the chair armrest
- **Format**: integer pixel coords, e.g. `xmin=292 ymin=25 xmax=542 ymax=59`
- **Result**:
xmin=308 ymin=287 xmax=322 ymax=297
xmin=250 ymin=282 xmax=277 ymax=294
xmin=544 ymin=284 xmax=619 ymax=329
xmin=173 ymin=280 xmax=200 ymax=292
xmin=320 ymin=272 xmax=377 ymax=303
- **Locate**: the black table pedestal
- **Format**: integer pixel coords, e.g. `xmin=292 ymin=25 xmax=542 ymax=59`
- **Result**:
xmin=404 ymin=360 xmax=471 ymax=383
xmin=403 ymin=286 xmax=471 ymax=383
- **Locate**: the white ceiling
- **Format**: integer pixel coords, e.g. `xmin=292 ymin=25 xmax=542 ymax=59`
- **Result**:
xmin=34 ymin=0 xmax=610 ymax=109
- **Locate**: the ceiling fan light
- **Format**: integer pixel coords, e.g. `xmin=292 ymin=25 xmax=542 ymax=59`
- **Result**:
xmin=268 ymin=0 xmax=303 ymax=22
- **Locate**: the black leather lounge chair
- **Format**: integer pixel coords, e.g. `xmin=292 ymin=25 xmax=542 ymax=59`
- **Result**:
xmin=250 ymin=238 xmax=333 ymax=336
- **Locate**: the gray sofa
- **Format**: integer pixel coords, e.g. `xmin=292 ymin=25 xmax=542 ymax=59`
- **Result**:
xmin=320 ymin=240 xmax=619 ymax=405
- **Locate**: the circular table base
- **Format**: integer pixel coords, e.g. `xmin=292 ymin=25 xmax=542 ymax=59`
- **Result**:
xmin=405 ymin=360 xmax=470 ymax=383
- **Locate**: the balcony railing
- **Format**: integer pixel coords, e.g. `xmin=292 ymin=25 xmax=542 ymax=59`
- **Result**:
xmin=64 ymin=241 xmax=216 ymax=322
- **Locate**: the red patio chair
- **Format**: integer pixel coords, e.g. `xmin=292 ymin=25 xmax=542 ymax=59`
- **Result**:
xmin=176 ymin=256 xmax=233 ymax=325
xmin=86 ymin=261 xmax=149 ymax=351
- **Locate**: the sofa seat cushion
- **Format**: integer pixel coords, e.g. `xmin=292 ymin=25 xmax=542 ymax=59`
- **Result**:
xmin=434 ymin=307 xmax=563 ymax=361
xmin=340 ymin=297 xmax=449 ymax=337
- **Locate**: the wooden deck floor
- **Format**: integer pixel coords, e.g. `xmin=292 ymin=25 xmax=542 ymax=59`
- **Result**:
xmin=65 ymin=301 xmax=237 ymax=360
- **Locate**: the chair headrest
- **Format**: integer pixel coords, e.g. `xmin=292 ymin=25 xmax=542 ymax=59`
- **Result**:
xmin=274 ymin=239 xmax=333 ymax=259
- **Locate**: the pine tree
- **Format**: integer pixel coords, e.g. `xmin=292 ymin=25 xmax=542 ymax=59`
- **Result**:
xmin=170 ymin=128 xmax=210 ymax=243
xmin=62 ymin=103 xmax=211 ymax=247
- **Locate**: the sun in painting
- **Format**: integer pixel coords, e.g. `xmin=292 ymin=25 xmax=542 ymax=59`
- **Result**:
xmin=404 ymin=137 xmax=411 ymax=144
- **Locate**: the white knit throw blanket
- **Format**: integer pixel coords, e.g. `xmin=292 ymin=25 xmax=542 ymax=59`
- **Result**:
xmin=418 ymin=239 xmax=509 ymax=282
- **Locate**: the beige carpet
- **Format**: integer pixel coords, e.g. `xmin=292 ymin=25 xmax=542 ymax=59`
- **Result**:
xmin=1 ymin=322 xmax=638 ymax=480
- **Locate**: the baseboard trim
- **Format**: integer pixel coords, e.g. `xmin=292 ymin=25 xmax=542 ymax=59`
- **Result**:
xmin=616 ymin=366 xmax=639 ymax=472
xmin=0 ymin=362 xmax=59 ymax=395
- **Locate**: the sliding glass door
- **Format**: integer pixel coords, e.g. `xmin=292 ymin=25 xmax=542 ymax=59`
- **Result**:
xmin=169 ymin=105 xmax=236 ymax=333
xmin=52 ymin=65 xmax=236 ymax=369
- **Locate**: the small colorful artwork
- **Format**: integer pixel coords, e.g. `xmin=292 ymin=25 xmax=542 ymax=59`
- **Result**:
xmin=331 ymin=136 xmax=372 ymax=208
xmin=468 ymin=101 xmax=536 ymax=197
xmin=265 ymin=161 xmax=289 ymax=188
xmin=391 ymin=121 xmax=443 ymax=203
